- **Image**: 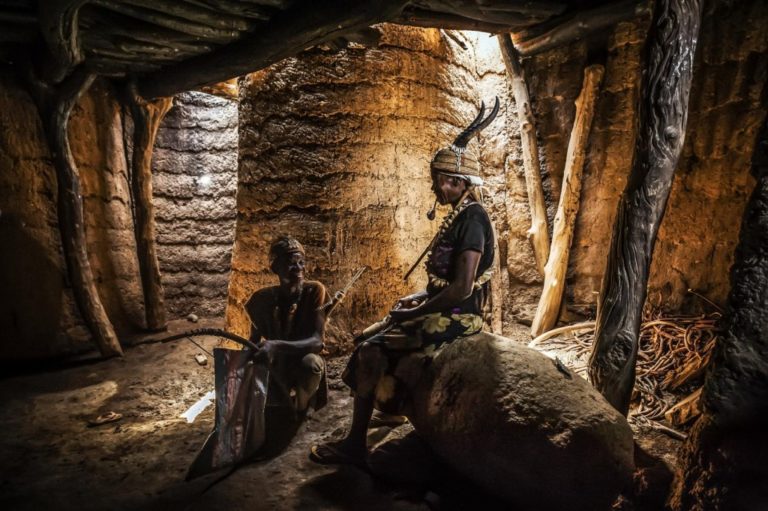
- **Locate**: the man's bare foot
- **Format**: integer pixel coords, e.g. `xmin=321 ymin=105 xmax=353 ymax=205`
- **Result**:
xmin=309 ymin=441 xmax=367 ymax=469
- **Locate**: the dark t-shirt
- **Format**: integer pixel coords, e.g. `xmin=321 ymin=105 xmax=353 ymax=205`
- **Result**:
xmin=425 ymin=202 xmax=494 ymax=315
xmin=245 ymin=280 xmax=327 ymax=342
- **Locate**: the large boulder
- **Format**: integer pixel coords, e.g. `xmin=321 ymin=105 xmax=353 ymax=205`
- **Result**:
xmin=402 ymin=332 xmax=634 ymax=510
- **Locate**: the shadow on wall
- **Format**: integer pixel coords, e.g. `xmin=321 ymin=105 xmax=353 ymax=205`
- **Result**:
xmin=0 ymin=213 xmax=64 ymax=358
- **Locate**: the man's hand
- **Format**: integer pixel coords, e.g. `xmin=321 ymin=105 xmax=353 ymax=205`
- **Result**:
xmin=389 ymin=307 xmax=418 ymax=324
xmin=396 ymin=291 xmax=427 ymax=309
xmin=255 ymin=340 xmax=278 ymax=363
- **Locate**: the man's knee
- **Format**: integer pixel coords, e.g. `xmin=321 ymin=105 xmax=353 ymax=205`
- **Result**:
xmin=301 ymin=353 xmax=324 ymax=375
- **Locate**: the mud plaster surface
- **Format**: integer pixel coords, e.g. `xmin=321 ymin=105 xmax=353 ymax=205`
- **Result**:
xmin=0 ymin=321 xmax=677 ymax=511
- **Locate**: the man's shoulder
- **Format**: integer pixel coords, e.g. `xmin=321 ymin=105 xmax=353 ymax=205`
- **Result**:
xmin=455 ymin=202 xmax=491 ymax=228
xmin=303 ymin=280 xmax=327 ymax=297
xmin=246 ymin=286 xmax=279 ymax=308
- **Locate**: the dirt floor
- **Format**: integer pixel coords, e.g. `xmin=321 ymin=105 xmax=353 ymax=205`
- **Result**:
xmin=0 ymin=319 xmax=681 ymax=511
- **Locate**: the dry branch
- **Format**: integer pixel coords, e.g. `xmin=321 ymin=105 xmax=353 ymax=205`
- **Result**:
xmin=497 ymin=34 xmax=550 ymax=276
xmin=589 ymin=0 xmax=703 ymax=416
xmin=531 ymin=64 xmax=604 ymax=337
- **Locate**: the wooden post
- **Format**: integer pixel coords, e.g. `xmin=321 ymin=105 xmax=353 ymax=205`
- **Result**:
xmin=531 ymin=65 xmax=604 ymax=338
xmin=126 ymin=85 xmax=173 ymax=331
xmin=497 ymin=33 xmax=550 ymax=276
xmin=28 ymin=66 xmax=124 ymax=357
xmin=588 ymin=0 xmax=702 ymax=415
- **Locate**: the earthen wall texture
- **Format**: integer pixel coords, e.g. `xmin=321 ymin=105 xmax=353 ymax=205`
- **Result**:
xmin=522 ymin=0 xmax=767 ymax=316
xmin=152 ymin=92 xmax=238 ymax=319
xmin=227 ymin=26 xmax=510 ymax=347
xmin=0 ymin=75 xmax=143 ymax=358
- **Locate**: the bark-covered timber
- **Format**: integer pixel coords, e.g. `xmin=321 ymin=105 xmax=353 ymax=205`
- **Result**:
xmin=37 ymin=0 xmax=88 ymax=83
xmin=531 ymin=64 xmax=603 ymax=338
xmin=513 ymin=0 xmax=651 ymax=57
xmin=126 ymin=86 xmax=173 ymax=331
xmin=138 ymin=0 xmax=410 ymax=99
xmin=27 ymin=66 xmax=124 ymax=357
xmin=588 ymin=0 xmax=702 ymax=415
xmin=497 ymin=34 xmax=550 ymax=277
xmin=671 ymin=119 xmax=768 ymax=510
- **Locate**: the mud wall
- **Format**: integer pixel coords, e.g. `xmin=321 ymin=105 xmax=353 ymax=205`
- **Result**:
xmin=227 ymin=26 xmax=511 ymax=345
xmin=0 ymin=74 xmax=143 ymax=359
xmin=521 ymin=0 xmax=767 ymax=317
xmin=152 ymin=92 xmax=238 ymax=319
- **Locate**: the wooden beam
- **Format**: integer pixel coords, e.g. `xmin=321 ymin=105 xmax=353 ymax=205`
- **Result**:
xmin=398 ymin=7 xmax=518 ymax=33
xmin=125 ymin=85 xmax=173 ymax=331
xmin=531 ymin=64 xmax=604 ymax=338
xmin=37 ymin=0 xmax=88 ymax=83
xmin=138 ymin=0 xmax=409 ymax=99
xmin=497 ymin=34 xmax=550 ymax=276
xmin=184 ymin=0 xmax=273 ymax=20
xmin=588 ymin=0 xmax=703 ymax=416
xmin=81 ymin=11 xmax=216 ymax=53
xmin=90 ymin=0 xmax=241 ymax=42
xmin=118 ymin=0 xmax=254 ymax=31
xmin=27 ymin=66 xmax=124 ymax=357
xmin=513 ymin=0 xmax=651 ymax=57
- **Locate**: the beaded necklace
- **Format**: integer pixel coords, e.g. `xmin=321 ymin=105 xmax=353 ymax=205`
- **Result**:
xmin=425 ymin=192 xmax=493 ymax=290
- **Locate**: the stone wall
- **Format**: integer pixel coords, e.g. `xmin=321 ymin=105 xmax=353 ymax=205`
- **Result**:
xmin=0 ymin=74 xmax=143 ymax=359
xmin=152 ymin=92 xmax=238 ymax=320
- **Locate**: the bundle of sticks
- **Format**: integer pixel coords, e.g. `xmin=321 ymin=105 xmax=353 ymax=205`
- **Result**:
xmin=529 ymin=307 xmax=720 ymax=432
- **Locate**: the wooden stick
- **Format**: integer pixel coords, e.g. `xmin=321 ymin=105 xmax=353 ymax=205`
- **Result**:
xmin=529 ymin=321 xmax=595 ymax=347
xmin=531 ymin=64 xmax=604 ymax=338
xmin=589 ymin=0 xmax=703 ymax=416
xmin=514 ymin=0 xmax=651 ymax=57
xmin=125 ymin=85 xmax=173 ymax=331
xmin=27 ymin=66 xmax=124 ymax=357
xmin=665 ymin=387 xmax=702 ymax=426
xmin=497 ymin=34 xmax=550 ymax=277
xmin=118 ymin=0 xmax=254 ymax=31
xmin=139 ymin=0 xmax=409 ymax=99
xmin=398 ymin=7 xmax=517 ymax=33
xmin=91 ymin=0 xmax=241 ymax=42
xmin=185 ymin=0 xmax=272 ymax=20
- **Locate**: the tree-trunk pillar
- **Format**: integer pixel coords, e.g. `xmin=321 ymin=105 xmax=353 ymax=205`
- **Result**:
xmin=531 ymin=64 xmax=604 ymax=338
xmin=127 ymin=87 xmax=173 ymax=331
xmin=588 ymin=0 xmax=702 ymax=415
xmin=497 ymin=34 xmax=550 ymax=277
xmin=34 ymin=67 xmax=123 ymax=357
